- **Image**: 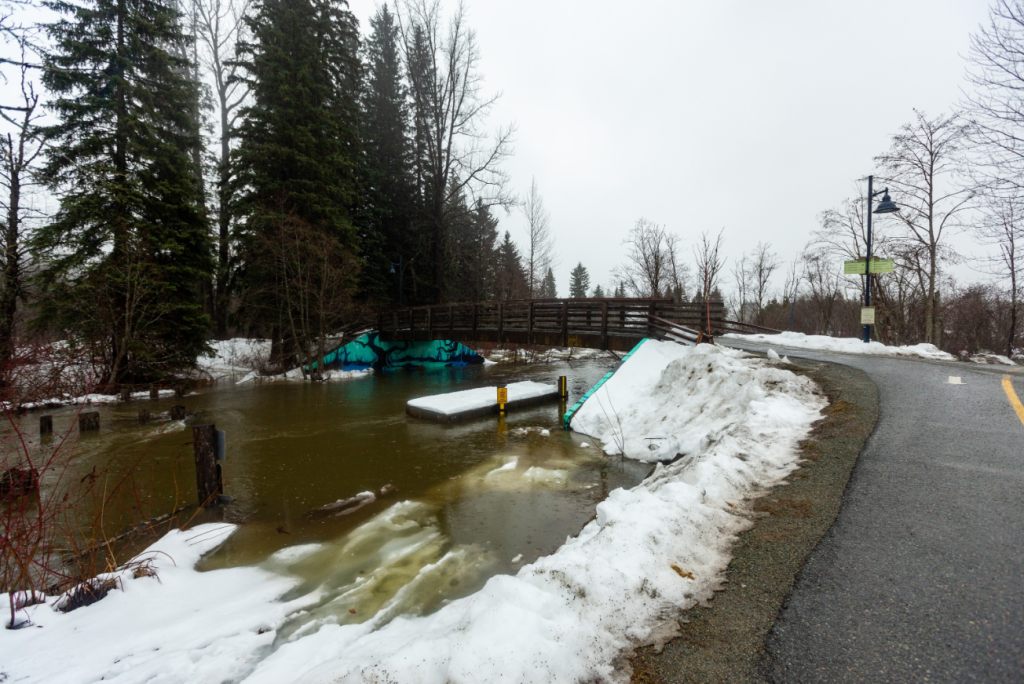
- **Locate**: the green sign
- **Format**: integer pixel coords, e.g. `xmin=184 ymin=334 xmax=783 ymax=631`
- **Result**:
xmin=843 ymin=258 xmax=895 ymax=275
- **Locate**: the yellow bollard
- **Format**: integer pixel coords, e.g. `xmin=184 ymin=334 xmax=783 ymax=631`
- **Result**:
xmin=497 ymin=385 xmax=507 ymax=416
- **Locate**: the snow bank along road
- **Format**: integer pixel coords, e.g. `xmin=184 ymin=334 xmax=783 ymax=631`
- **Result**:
xmin=0 ymin=341 xmax=828 ymax=684
xmin=723 ymin=338 xmax=1024 ymax=683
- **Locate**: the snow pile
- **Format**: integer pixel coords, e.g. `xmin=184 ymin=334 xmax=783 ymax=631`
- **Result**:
xmin=968 ymin=351 xmax=1016 ymax=366
xmin=236 ymin=366 xmax=372 ymax=384
xmin=0 ymin=524 xmax=317 ymax=684
xmin=197 ymin=338 xmax=271 ymax=378
xmin=725 ymin=331 xmax=956 ymax=361
xmin=407 ymin=380 xmax=555 ymax=416
xmin=485 ymin=346 xmax=608 ymax=364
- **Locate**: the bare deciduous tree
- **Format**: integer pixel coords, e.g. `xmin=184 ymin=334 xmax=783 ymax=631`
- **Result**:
xmin=521 ymin=177 xmax=555 ymax=296
xmin=749 ymin=242 xmax=780 ymax=325
xmin=615 ymin=218 xmax=684 ymax=299
xmin=396 ymin=0 xmax=515 ymax=302
xmin=976 ymin=192 xmax=1024 ymax=357
xmin=0 ymin=45 xmax=44 ymax=367
xmin=801 ymin=250 xmax=843 ymax=335
xmin=193 ymin=0 xmax=252 ymax=335
xmin=876 ymin=110 xmax=973 ymax=344
xmin=965 ymin=0 xmax=1024 ymax=188
xmin=694 ymin=229 xmax=725 ymax=333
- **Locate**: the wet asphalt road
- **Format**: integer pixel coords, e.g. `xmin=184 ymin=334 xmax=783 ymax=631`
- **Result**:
xmin=722 ymin=341 xmax=1024 ymax=683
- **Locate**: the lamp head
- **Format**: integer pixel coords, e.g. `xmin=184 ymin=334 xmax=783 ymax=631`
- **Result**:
xmin=874 ymin=190 xmax=900 ymax=214
xmin=389 ymin=264 xmax=396 ymax=274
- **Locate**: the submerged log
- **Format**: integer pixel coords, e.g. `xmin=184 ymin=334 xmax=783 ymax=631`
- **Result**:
xmin=310 ymin=491 xmax=376 ymax=518
xmin=170 ymin=405 xmax=186 ymax=421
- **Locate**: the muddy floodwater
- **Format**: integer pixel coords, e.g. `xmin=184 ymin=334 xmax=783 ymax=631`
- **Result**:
xmin=23 ymin=357 xmax=650 ymax=633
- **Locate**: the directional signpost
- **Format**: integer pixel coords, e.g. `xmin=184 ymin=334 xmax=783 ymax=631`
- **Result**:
xmin=843 ymin=258 xmax=895 ymax=275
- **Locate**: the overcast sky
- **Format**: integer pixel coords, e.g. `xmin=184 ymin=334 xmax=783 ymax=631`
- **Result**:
xmin=350 ymin=0 xmax=993 ymax=295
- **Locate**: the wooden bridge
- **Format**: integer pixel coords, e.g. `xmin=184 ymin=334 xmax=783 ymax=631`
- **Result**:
xmin=375 ymin=298 xmax=776 ymax=352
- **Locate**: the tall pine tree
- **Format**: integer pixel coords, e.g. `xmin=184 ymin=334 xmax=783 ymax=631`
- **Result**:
xmin=356 ymin=4 xmax=416 ymax=305
xmin=569 ymin=262 xmax=590 ymax=298
xmin=38 ymin=0 xmax=212 ymax=383
xmin=232 ymin=0 xmax=361 ymax=362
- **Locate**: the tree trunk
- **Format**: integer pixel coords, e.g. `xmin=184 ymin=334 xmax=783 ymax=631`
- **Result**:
xmin=0 ymin=164 xmax=20 ymax=367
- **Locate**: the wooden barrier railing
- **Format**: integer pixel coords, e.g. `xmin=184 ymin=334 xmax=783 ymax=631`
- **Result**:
xmin=375 ymin=298 xmax=726 ymax=352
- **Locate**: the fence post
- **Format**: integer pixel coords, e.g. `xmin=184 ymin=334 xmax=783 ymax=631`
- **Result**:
xmin=171 ymin=405 xmax=187 ymax=421
xmin=427 ymin=307 xmax=433 ymax=340
xmin=40 ymin=415 xmax=52 ymax=436
xmin=601 ymin=301 xmax=609 ymax=350
xmin=472 ymin=304 xmax=478 ymax=339
xmin=498 ymin=302 xmax=504 ymax=343
xmin=193 ymin=423 xmax=221 ymax=507
xmin=120 ymin=385 xmax=131 ymax=402
xmin=79 ymin=412 xmax=99 ymax=432
xmin=647 ymin=300 xmax=656 ymax=337
xmin=139 ymin=408 xmax=150 ymax=424
xmin=561 ymin=301 xmax=569 ymax=347
xmin=449 ymin=305 xmax=454 ymax=339
xmin=150 ymin=384 xmax=159 ymax=400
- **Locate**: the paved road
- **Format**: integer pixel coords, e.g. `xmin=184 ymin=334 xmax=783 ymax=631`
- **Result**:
xmin=721 ymin=341 xmax=1024 ymax=683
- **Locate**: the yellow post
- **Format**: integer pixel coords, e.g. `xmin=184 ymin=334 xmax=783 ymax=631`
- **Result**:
xmin=558 ymin=376 xmax=568 ymax=401
xmin=497 ymin=385 xmax=508 ymax=416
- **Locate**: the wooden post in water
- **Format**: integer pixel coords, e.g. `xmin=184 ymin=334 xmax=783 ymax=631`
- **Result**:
xmin=120 ymin=385 xmax=131 ymax=402
xmin=171 ymin=405 xmax=187 ymax=421
xmin=528 ymin=302 xmax=534 ymax=344
xmin=150 ymin=384 xmax=159 ymax=400
xmin=497 ymin=303 xmax=504 ymax=343
xmin=40 ymin=415 xmax=52 ymax=436
xmin=79 ymin=412 xmax=100 ymax=432
xmin=192 ymin=424 xmax=221 ymax=507
xmin=139 ymin=408 xmax=150 ymax=424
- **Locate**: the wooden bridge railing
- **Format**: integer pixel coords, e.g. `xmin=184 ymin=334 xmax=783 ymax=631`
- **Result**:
xmin=375 ymin=298 xmax=726 ymax=352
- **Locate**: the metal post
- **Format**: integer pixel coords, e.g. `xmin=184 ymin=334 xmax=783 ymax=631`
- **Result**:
xmin=864 ymin=175 xmax=873 ymax=343
xmin=398 ymin=255 xmax=403 ymax=308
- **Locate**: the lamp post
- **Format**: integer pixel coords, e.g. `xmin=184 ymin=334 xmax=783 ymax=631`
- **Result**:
xmin=388 ymin=255 xmax=403 ymax=308
xmin=863 ymin=175 xmax=900 ymax=343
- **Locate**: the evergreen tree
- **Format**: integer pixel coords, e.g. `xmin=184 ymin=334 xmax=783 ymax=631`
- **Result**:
xmin=494 ymin=231 xmax=527 ymax=300
xmin=569 ymin=262 xmax=591 ymax=298
xmin=37 ymin=0 xmax=212 ymax=383
xmin=541 ymin=267 xmax=557 ymax=298
xmin=593 ymin=284 xmax=605 ymax=298
xmin=232 ymin=0 xmax=362 ymax=358
xmin=614 ymin=281 xmax=626 ymax=298
xmin=356 ymin=4 xmax=416 ymax=304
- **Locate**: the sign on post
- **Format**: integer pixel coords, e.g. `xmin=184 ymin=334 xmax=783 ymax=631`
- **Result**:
xmin=860 ymin=307 xmax=876 ymax=325
xmin=844 ymin=259 xmax=895 ymax=275
xmin=497 ymin=386 xmax=508 ymax=415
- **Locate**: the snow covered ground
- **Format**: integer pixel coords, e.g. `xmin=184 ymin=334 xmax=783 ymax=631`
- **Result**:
xmin=407 ymin=380 xmax=555 ymax=416
xmin=484 ymin=346 xmax=608 ymax=364
xmin=0 ymin=341 xmax=825 ymax=684
xmin=724 ymin=331 xmax=957 ymax=361
xmin=198 ymin=339 xmax=373 ymax=383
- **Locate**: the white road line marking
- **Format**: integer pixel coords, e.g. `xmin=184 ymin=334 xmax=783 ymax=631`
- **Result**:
xmin=948 ymin=376 xmax=964 ymax=385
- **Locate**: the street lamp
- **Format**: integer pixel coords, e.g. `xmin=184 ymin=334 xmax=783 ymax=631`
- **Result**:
xmin=863 ymin=175 xmax=900 ymax=343
xmin=388 ymin=255 xmax=403 ymax=308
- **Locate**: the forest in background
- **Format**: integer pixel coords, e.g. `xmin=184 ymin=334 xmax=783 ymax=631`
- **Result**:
xmin=1 ymin=0 xmax=1024 ymax=388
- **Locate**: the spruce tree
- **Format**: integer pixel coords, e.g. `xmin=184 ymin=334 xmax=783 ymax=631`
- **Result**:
xmin=232 ymin=0 xmax=362 ymax=349
xmin=541 ymin=267 xmax=557 ymax=298
xmin=593 ymin=284 xmax=605 ymax=298
xmin=357 ymin=4 xmax=415 ymax=304
xmin=614 ymin=282 xmax=626 ymax=298
xmin=494 ymin=231 xmax=527 ymax=300
xmin=37 ymin=0 xmax=212 ymax=383
xmin=569 ymin=262 xmax=591 ymax=298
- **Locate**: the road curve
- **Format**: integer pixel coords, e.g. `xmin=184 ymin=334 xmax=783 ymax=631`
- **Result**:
xmin=722 ymin=340 xmax=1024 ymax=683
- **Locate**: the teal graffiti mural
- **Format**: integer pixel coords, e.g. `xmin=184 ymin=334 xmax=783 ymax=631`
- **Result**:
xmin=312 ymin=333 xmax=484 ymax=371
